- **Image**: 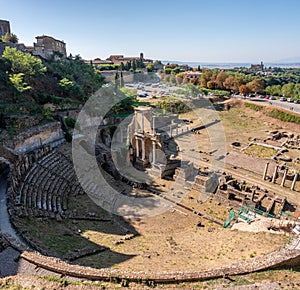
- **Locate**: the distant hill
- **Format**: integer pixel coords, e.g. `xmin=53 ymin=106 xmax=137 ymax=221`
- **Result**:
xmin=161 ymin=60 xmax=300 ymax=69
xmin=274 ymin=56 xmax=300 ymax=63
xmin=161 ymin=60 xmax=252 ymax=69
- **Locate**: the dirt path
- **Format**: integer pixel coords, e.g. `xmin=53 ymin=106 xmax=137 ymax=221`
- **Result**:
xmin=0 ymin=177 xmax=18 ymax=239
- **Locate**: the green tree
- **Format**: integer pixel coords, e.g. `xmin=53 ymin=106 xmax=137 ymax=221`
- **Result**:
xmin=125 ymin=61 xmax=131 ymax=70
xmin=120 ymin=71 xmax=124 ymax=87
xmin=9 ymin=73 xmax=31 ymax=102
xmin=114 ymin=71 xmax=120 ymax=89
xmin=265 ymin=85 xmax=282 ymax=96
xmin=293 ymin=84 xmax=300 ymax=99
xmin=132 ymin=59 xmax=137 ymax=71
xmin=2 ymin=47 xmax=46 ymax=76
xmin=59 ymin=77 xmax=75 ymax=95
xmin=9 ymin=33 xmax=18 ymax=43
xmin=120 ymin=62 xmax=125 ymax=71
xmin=146 ymin=63 xmax=154 ymax=72
xmin=164 ymin=68 xmax=172 ymax=74
xmin=281 ymin=83 xmax=295 ymax=98
xmin=0 ymin=32 xmax=18 ymax=43
xmin=47 ymin=55 xmax=104 ymax=99
xmin=136 ymin=58 xmax=145 ymax=69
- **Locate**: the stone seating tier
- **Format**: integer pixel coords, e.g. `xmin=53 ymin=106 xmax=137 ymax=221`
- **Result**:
xmin=14 ymin=150 xmax=79 ymax=215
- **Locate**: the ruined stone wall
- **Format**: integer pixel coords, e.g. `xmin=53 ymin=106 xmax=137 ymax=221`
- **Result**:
xmin=101 ymin=71 xmax=134 ymax=83
xmin=6 ymin=122 xmax=64 ymax=154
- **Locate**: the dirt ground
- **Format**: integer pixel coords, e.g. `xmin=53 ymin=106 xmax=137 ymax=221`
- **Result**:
xmin=16 ymin=184 xmax=289 ymax=273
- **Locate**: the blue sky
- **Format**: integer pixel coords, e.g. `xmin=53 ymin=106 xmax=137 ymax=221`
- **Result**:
xmin=1 ymin=0 xmax=300 ymax=62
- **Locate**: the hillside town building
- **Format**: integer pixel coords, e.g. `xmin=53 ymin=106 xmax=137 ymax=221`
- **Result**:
xmin=0 ymin=19 xmax=10 ymax=37
xmin=33 ymin=35 xmax=67 ymax=59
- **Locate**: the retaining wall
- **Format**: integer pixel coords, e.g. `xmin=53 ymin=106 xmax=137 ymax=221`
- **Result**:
xmin=11 ymin=237 xmax=300 ymax=282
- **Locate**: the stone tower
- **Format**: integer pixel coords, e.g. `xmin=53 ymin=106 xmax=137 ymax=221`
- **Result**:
xmin=0 ymin=20 xmax=11 ymax=37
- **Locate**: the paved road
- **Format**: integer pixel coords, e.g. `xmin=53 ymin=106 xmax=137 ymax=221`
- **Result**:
xmin=232 ymin=95 xmax=300 ymax=114
xmin=126 ymin=83 xmax=184 ymax=99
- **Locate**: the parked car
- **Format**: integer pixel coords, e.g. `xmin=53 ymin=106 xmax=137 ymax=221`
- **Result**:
xmin=287 ymin=98 xmax=293 ymax=102
xmin=137 ymin=93 xmax=148 ymax=98
xmin=259 ymin=95 xmax=265 ymax=99
xmin=294 ymin=99 xmax=300 ymax=104
xmin=269 ymin=96 xmax=276 ymax=100
xmin=265 ymin=95 xmax=270 ymax=99
xmin=279 ymin=97 xmax=287 ymax=101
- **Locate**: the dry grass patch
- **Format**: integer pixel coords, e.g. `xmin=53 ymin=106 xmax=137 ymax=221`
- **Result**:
xmin=243 ymin=144 xmax=278 ymax=158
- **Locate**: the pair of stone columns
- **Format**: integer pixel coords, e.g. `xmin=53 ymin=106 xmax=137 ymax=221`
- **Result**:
xmin=263 ymin=162 xmax=298 ymax=191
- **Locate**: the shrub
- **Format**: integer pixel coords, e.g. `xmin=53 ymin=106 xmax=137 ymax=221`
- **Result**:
xmin=65 ymin=131 xmax=72 ymax=143
xmin=267 ymin=109 xmax=300 ymax=124
xmin=65 ymin=116 xmax=76 ymax=128
xmin=43 ymin=108 xmax=54 ymax=121
xmin=244 ymin=103 xmax=263 ymax=111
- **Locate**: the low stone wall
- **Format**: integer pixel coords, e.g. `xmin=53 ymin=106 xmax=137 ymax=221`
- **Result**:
xmin=10 ymin=236 xmax=298 ymax=283
xmin=101 ymin=71 xmax=134 ymax=83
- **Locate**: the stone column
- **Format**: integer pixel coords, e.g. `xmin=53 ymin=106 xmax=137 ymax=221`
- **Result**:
xmin=281 ymin=168 xmax=288 ymax=187
xmin=134 ymin=111 xmax=138 ymax=132
xmin=152 ymin=141 xmax=156 ymax=164
xmin=262 ymin=162 xmax=269 ymax=180
xmin=141 ymin=112 xmax=144 ymax=132
xmin=135 ymin=137 xmax=139 ymax=158
xmin=272 ymin=165 xmax=279 ymax=183
xmin=169 ymin=124 xmax=172 ymax=137
xmin=152 ymin=116 xmax=156 ymax=135
xmin=142 ymin=139 xmax=145 ymax=160
xmin=291 ymin=172 xmax=298 ymax=191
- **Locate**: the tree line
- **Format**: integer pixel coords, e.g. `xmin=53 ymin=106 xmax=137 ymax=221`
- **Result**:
xmin=97 ymin=58 xmax=145 ymax=72
xmin=160 ymin=65 xmax=300 ymax=99
xmin=0 ymin=47 xmax=104 ymax=104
